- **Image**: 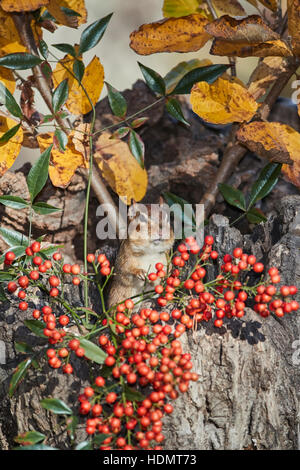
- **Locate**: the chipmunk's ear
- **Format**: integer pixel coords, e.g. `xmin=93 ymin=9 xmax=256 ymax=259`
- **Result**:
xmin=159 ymin=195 xmax=165 ymax=206
xmin=128 ymin=199 xmax=138 ymax=221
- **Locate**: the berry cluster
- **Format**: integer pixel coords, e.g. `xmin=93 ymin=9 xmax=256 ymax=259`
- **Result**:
xmin=1 ymin=235 xmax=298 ymax=450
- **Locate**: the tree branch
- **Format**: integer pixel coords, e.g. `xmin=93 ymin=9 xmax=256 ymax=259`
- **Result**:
xmin=12 ymin=12 xmax=121 ymax=235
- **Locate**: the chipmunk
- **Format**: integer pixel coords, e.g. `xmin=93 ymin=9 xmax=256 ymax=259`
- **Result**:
xmin=107 ymin=199 xmax=174 ymax=310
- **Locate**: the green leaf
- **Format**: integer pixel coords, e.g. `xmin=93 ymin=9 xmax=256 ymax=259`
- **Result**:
xmin=138 ymin=62 xmax=166 ymax=96
xmin=0 ymin=272 xmax=14 ymax=281
xmin=0 ymin=82 xmax=22 ymax=118
xmin=54 ymin=128 xmax=68 ymax=151
xmin=0 ymin=195 xmax=29 ymax=210
xmin=41 ymin=61 xmax=52 ymax=82
xmin=0 ymin=284 xmax=8 ymax=301
xmin=0 ymin=53 xmax=43 ymax=70
xmin=52 ymin=43 xmax=76 ymax=57
xmin=15 ymin=341 xmax=34 ymax=354
xmin=39 ymin=244 xmax=64 ymax=258
xmin=93 ymin=433 xmax=110 ymax=446
xmin=248 ymin=163 xmax=282 ymax=209
xmin=40 ymin=398 xmax=72 ymax=415
xmin=0 ymin=227 xmax=28 ymax=247
xmin=14 ymin=431 xmax=46 ymax=446
xmin=170 ymin=64 xmax=229 ymax=95
xmin=14 ymin=444 xmax=58 ymax=450
xmin=0 ymin=123 xmax=22 ymax=143
xmin=79 ymin=338 xmax=107 ymax=364
xmin=79 ymin=13 xmax=113 ymax=54
xmin=165 ymin=98 xmax=189 ymax=126
xmin=75 ymin=441 xmax=92 ymax=450
xmin=24 ymin=319 xmax=46 ymax=338
xmin=66 ymin=415 xmax=78 ymax=441
xmin=61 ymin=7 xmax=82 ymax=17
xmin=73 ymin=59 xmax=85 ymax=84
xmin=27 ymin=145 xmax=53 ymax=202
xmin=124 ymin=384 xmax=146 ymax=402
xmin=218 ymin=183 xmax=246 ymax=211
xmin=129 ymin=130 xmax=145 ymax=168
xmin=52 ymin=79 xmax=69 ymax=114
xmin=246 ymin=207 xmax=267 ymax=224
xmin=9 ymin=358 xmax=32 ymax=397
xmin=164 ymin=59 xmax=206 ymax=94
xmin=105 ymin=82 xmax=127 ymax=118
xmin=130 ymin=117 xmax=148 ymax=129
xmin=111 ymin=126 xmax=130 ymax=139
xmin=32 ymin=202 xmax=62 ymax=215
xmin=38 ymin=40 xmax=49 ymax=59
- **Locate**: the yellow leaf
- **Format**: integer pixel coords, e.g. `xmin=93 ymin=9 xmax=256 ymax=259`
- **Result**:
xmin=237 ymin=122 xmax=299 ymax=165
xmin=47 ymin=0 xmax=87 ymax=28
xmin=162 ymin=0 xmax=199 ymax=17
xmin=212 ymin=0 xmax=246 ymax=16
xmin=0 ymin=66 xmax=15 ymax=94
xmin=0 ymin=116 xmax=23 ymax=176
xmin=52 ymin=55 xmax=104 ymax=115
xmin=94 ymin=132 xmax=148 ymax=204
xmin=248 ymin=57 xmax=289 ymax=100
xmin=190 ymin=77 xmax=258 ymax=125
xmin=130 ymin=14 xmax=211 ymax=55
xmin=210 ymin=38 xmax=292 ymax=57
xmin=0 ymin=8 xmax=26 ymax=55
xmin=0 ymin=0 xmax=49 ymax=11
xmin=37 ymin=132 xmax=87 ymax=187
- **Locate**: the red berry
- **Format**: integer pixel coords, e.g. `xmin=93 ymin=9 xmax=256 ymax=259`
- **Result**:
xmin=87 ymin=254 xmax=95 ymax=263
xmin=5 ymin=251 xmax=15 ymax=262
xmin=18 ymin=276 xmax=29 ymax=288
xmin=253 ymin=262 xmax=264 ymax=273
xmin=19 ymin=301 xmax=28 ymax=311
xmin=63 ymin=264 xmax=71 ymax=273
xmin=25 ymin=247 xmax=33 ymax=256
xmin=49 ymin=276 xmax=60 ymax=287
xmin=31 ymin=241 xmax=41 ymax=253
xmin=33 ymin=256 xmax=42 ymax=266
xmin=7 ymin=281 xmax=17 ymax=293
xmin=53 ymin=252 xmax=62 ymax=261
xmin=204 ymin=235 xmax=214 ymax=245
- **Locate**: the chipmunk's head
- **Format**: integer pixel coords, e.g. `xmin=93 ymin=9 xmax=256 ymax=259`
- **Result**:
xmin=127 ymin=198 xmax=174 ymax=253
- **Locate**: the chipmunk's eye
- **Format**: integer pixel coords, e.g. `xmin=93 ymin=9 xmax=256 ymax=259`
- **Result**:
xmin=136 ymin=224 xmax=140 ymax=232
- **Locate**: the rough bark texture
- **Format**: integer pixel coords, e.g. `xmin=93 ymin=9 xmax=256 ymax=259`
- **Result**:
xmin=164 ymin=195 xmax=300 ymax=450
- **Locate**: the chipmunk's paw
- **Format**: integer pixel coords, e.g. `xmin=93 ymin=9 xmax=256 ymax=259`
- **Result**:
xmin=136 ymin=269 xmax=147 ymax=281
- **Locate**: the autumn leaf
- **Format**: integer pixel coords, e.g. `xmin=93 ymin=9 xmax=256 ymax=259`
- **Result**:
xmin=130 ymin=14 xmax=211 ymax=55
xmin=164 ymin=58 xmax=212 ymax=94
xmin=236 ymin=122 xmax=300 ymax=166
xmin=190 ymin=77 xmax=258 ymax=125
xmin=248 ymin=57 xmax=289 ymax=100
xmin=0 ymin=66 xmax=15 ymax=94
xmin=212 ymin=0 xmax=246 ymax=16
xmin=210 ymin=38 xmax=292 ymax=57
xmin=162 ymin=0 xmax=199 ymax=17
xmin=52 ymin=55 xmax=104 ymax=115
xmin=246 ymin=0 xmax=278 ymax=11
xmin=0 ymin=0 xmax=49 ymax=11
xmin=94 ymin=132 xmax=148 ymax=204
xmin=287 ymin=0 xmax=300 ymax=55
xmin=0 ymin=116 xmax=23 ymax=176
xmin=71 ymin=122 xmax=90 ymax=156
xmin=0 ymin=9 xmax=26 ymax=55
xmin=205 ymin=15 xmax=279 ymax=43
xmin=47 ymin=0 xmax=87 ymax=28
xmin=37 ymin=132 xmax=87 ymax=187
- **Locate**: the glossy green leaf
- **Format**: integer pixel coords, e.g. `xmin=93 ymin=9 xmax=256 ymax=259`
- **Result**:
xmin=75 ymin=441 xmax=92 ymax=450
xmin=218 ymin=183 xmax=246 ymax=211
xmin=130 ymin=117 xmax=148 ymax=129
xmin=27 ymin=145 xmax=53 ymax=202
xmin=32 ymin=202 xmax=62 ymax=215
xmin=79 ymin=13 xmax=113 ymax=54
xmin=164 ymin=59 xmax=206 ymax=94
xmin=52 ymin=79 xmax=69 ymax=114
xmin=124 ymin=384 xmax=146 ymax=402
xmin=246 ymin=207 xmax=267 ymax=224
xmin=0 ymin=245 xmax=26 ymax=264
xmin=248 ymin=163 xmax=282 ymax=209
xmin=163 ymin=191 xmax=196 ymax=231
xmin=79 ymin=338 xmax=107 ymax=364
xmin=0 ymin=82 xmax=22 ymax=118
xmin=0 ymin=123 xmax=22 ymax=143
xmin=61 ymin=6 xmax=81 ymax=17
xmin=54 ymin=128 xmax=68 ymax=151
xmin=39 ymin=244 xmax=64 ymax=258
xmin=73 ymin=59 xmax=85 ymax=83
xmin=105 ymin=82 xmax=127 ymax=117
xmin=93 ymin=433 xmax=110 ymax=446
xmin=170 ymin=64 xmax=229 ymax=95
xmin=0 ymin=272 xmax=14 ymax=281
xmin=111 ymin=126 xmax=130 ymax=139
xmin=0 ymin=53 xmax=43 ymax=70
xmin=15 ymin=341 xmax=34 ymax=354
xmin=24 ymin=319 xmax=46 ymax=338
xmin=40 ymin=398 xmax=72 ymax=415
xmin=165 ymin=98 xmax=189 ymax=126
xmin=66 ymin=415 xmax=78 ymax=442
xmin=38 ymin=40 xmax=49 ymax=59
xmin=52 ymin=43 xmax=76 ymax=57
xmin=0 ymin=227 xmax=28 ymax=247
xmin=14 ymin=431 xmax=46 ymax=446
xmin=129 ymin=130 xmax=145 ymax=168
xmin=0 ymin=195 xmax=28 ymax=210
xmin=138 ymin=62 xmax=166 ymax=96
xmin=9 ymin=358 xmax=32 ymax=397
